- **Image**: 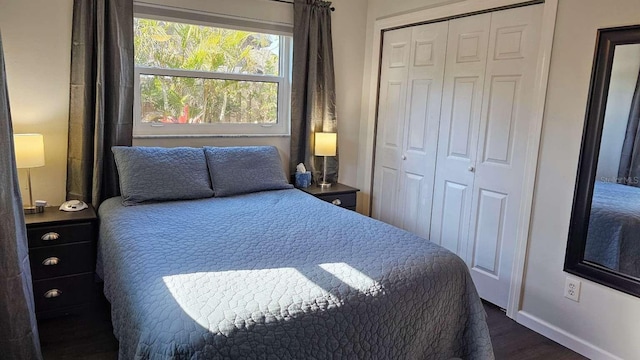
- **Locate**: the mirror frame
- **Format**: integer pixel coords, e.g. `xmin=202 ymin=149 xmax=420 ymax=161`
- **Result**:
xmin=566 ymin=24 xmax=640 ymax=298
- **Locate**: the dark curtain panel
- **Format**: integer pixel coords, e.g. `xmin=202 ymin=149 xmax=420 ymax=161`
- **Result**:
xmin=0 ymin=32 xmax=43 ymax=360
xmin=290 ymin=0 xmax=338 ymax=183
xmin=618 ymin=68 xmax=640 ymax=186
xmin=67 ymin=0 xmax=134 ymax=207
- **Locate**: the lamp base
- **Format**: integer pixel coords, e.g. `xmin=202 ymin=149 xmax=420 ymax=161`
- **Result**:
xmin=318 ymin=181 xmax=332 ymax=188
xmin=23 ymin=205 xmax=44 ymax=215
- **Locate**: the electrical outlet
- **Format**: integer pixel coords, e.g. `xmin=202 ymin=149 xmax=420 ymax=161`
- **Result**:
xmin=564 ymin=277 xmax=581 ymax=302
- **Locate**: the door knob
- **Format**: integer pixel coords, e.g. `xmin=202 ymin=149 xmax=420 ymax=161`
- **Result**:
xmin=468 ymin=166 xmax=475 ymax=172
xmin=401 ymin=155 xmax=407 ymax=160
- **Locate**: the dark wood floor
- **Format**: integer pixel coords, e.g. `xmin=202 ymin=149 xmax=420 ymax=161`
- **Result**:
xmin=38 ymin=296 xmax=117 ymax=360
xmin=38 ymin=295 xmax=586 ymax=359
xmin=483 ymin=303 xmax=586 ymax=360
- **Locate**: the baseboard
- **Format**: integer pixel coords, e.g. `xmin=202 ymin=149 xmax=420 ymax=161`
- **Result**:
xmin=515 ymin=311 xmax=623 ymax=360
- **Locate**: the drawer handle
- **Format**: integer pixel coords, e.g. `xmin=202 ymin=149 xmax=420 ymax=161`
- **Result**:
xmin=41 ymin=232 xmax=60 ymax=241
xmin=42 ymin=257 xmax=60 ymax=266
xmin=331 ymin=199 xmax=342 ymax=206
xmin=44 ymin=289 xmax=62 ymax=298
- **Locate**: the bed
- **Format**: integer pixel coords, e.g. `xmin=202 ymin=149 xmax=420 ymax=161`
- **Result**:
xmin=97 ymin=188 xmax=493 ymax=359
xmin=585 ymin=181 xmax=640 ymax=278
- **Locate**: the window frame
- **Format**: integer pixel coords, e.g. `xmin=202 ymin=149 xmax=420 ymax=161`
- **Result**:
xmin=132 ymin=13 xmax=292 ymax=138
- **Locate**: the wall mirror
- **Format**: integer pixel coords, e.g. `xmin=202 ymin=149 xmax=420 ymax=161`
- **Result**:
xmin=566 ymin=25 xmax=640 ymax=297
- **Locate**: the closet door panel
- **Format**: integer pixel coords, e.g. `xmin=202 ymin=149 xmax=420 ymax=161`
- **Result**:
xmin=440 ymin=181 xmax=468 ymax=254
xmin=372 ymin=28 xmax=411 ymax=227
xmin=473 ymin=189 xmax=508 ymax=274
xmin=401 ymin=173 xmax=424 ymax=234
xmin=400 ymin=79 xmax=430 ymax=234
xmin=377 ymin=168 xmax=400 ymax=225
xmin=379 ymin=81 xmax=404 ymax=166
xmin=482 ymin=75 xmax=520 ymax=164
xmin=430 ymin=13 xmax=491 ymax=258
xmin=448 ymin=78 xmax=478 ymax=157
xmin=398 ymin=22 xmax=448 ymax=238
xmin=406 ymin=79 xmax=432 ymax=152
xmin=468 ymin=5 xmax=543 ymax=308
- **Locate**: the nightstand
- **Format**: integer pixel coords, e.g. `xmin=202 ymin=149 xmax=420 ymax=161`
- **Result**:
xmin=300 ymin=183 xmax=359 ymax=211
xmin=25 ymin=206 xmax=97 ymax=319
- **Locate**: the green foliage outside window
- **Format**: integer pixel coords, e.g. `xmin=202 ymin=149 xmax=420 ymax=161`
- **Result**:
xmin=134 ymin=18 xmax=280 ymax=124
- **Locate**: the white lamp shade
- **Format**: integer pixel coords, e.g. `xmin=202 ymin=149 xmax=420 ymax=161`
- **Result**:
xmin=14 ymin=133 xmax=45 ymax=169
xmin=314 ymin=132 xmax=337 ymax=156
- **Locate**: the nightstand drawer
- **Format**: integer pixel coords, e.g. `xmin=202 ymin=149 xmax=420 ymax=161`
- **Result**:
xmin=33 ymin=273 xmax=94 ymax=313
xmin=29 ymin=242 xmax=94 ymax=280
xmin=28 ymin=222 xmax=93 ymax=248
xmin=316 ymin=192 xmax=357 ymax=208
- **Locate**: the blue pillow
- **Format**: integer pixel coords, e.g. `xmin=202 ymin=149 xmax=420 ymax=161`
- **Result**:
xmin=112 ymin=146 xmax=214 ymax=205
xmin=204 ymin=146 xmax=293 ymax=197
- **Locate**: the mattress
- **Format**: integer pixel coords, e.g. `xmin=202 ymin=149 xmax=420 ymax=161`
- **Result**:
xmin=97 ymin=188 xmax=493 ymax=359
xmin=586 ymin=181 xmax=640 ymax=278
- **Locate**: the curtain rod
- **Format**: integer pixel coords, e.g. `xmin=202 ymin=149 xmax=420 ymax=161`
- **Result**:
xmin=269 ymin=0 xmax=335 ymax=11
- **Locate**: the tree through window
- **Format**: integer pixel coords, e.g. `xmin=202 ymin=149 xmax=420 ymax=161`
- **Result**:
xmin=133 ymin=17 xmax=291 ymax=136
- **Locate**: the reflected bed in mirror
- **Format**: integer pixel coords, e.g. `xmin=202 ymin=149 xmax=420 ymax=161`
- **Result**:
xmin=567 ymin=25 xmax=640 ymax=297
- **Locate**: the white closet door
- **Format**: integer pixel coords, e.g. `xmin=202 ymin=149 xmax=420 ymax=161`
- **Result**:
xmin=397 ymin=22 xmax=448 ymax=238
xmin=372 ymin=23 xmax=447 ymax=237
xmin=372 ymin=28 xmax=411 ymax=227
xmin=429 ymin=13 xmax=491 ymax=258
xmin=467 ymin=4 xmax=543 ymax=308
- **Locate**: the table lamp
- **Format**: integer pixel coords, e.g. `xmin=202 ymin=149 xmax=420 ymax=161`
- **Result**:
xmin=314 ymin=132 xmax=336 ymax=188
xmin=14 ymin=133 xmax=45 ymax=214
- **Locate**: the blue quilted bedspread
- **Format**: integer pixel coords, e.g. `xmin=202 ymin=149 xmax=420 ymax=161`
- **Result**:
xmin=586 ymin=181 xmax=640 ymax=278
xmin=97 ymin=189 xmax=493 ymax=359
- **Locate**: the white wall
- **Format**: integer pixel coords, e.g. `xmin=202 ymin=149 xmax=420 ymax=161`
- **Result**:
xmin=366 ymin=0 xmax=465 ymax=20
xmin=521 ymin=1 xmax=640 ymax=358
xmin=138 ymin=0 xmax=293 ymax=25
xmin=596 ymin=44 xmax=640 ymax=182
xmin=331 ymin=0 xmax=368 ymax=187
xmin=0 ymin=0 xmax=367 ymax=206
xmin=0 ymin=0 xmax=73 ymax=206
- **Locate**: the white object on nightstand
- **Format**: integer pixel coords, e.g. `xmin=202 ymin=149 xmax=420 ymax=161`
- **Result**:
xmin=59 ymin=200 xmax=88 ymax=212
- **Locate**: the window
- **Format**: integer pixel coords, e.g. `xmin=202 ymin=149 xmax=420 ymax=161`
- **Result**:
xmin=133 ymin=17 xmax=291 ymax=137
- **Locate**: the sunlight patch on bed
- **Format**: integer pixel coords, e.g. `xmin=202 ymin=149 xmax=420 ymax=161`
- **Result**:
xmin=318 ymin=262 xmax=383 ymax=295
xmin=161 ymin=268 xmax=333 ymax=335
